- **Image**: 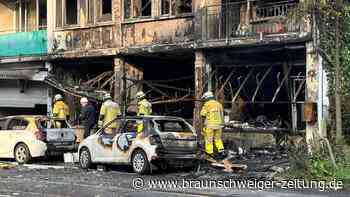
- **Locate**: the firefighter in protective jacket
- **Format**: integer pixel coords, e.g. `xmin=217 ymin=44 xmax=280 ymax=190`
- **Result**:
xmin=98 ymin=93 xmax=121 ymax=134
xmin=200 ymin=91 xmax=226 ymax=160
xmin=136 ymin=91 xmax=152 ymax=116
xmin=52 ymin=94 xmax=70 ymax=120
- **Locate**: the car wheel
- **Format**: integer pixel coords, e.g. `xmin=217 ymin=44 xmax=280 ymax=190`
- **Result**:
xmin=79 ymin=148 xmax=92 ymax=169
xmin=14 ymin=143 xmax=31 ymax=164
xmin=132 ymin=150 xmax=150 ymax=174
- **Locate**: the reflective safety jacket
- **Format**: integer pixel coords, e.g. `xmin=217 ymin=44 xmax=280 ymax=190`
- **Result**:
xmin=53 ymin=101 xmax=70 ymax=119
xmin=137 ymin=99 xmax=152 ymax=116
xmin=98 ymin=100 xmax=121 ymax=128
xmin=200 ymin=99 xmax=224 ymax=129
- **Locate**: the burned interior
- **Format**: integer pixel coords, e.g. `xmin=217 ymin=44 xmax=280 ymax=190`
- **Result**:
xmin=123 ymin=51 xmax=195 ymax=120
xmin=208 ymin=45 xmax=306 ymax=133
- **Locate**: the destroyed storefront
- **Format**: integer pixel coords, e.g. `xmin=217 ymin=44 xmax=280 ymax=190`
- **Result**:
xmin=120 ymin=51 xmax=195 ymax=120
xmin=48 ymin=57 xmax=117 ymax=121
xmin=209 ymin=45 xmax=306 ymax=132
xmin=196 ymin=44 xmax=308 ymax=150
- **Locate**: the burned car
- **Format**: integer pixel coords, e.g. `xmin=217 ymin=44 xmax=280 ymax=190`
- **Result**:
xmin=78 ymin=116 xmax=198 ymax=174
xmin=0 ymin=115 xmax=76 ymax=164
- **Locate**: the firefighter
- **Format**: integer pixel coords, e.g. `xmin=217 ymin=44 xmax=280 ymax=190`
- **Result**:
xmin=136 ymin=91 xmax=152 ymax=116
xmin=200 ymin=91 xmax=226 ymax=160
xmin=98 ymin=93 xmax=121 ymax=134
xmin=52 ymin=94 xmax=70 ymax=120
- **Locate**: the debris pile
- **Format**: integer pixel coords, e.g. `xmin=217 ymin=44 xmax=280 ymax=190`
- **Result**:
xmin=0 ymin=162 xmax=16 ymax=169
xmin=196 ymin=148 xmax=290 ymax=180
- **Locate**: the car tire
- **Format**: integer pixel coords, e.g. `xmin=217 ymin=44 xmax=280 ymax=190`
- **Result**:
xmin=132 ymin=150 xmax=150 ymax=174
xmin=79 ymin=147 xmax=92 ymax=169
xmin=14 ymin=143 xmax=31 ymax=164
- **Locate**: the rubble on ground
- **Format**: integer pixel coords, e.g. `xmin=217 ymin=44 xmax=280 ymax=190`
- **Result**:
xmin=194 ymin=148 xmax=290 ymax=180
xmin=0 ymin=162 xmax=16 ymax=169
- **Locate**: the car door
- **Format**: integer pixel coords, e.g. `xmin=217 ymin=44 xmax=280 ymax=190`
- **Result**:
xmin=1 ymin=118 xmax=30 ymax=157
xmin=113 ymin=119 xmax=140 ymax=163
xmin=0 ymin=118 xmax=11 ymax=157
xmin=93 ymin=118 xmax=123 ymax=163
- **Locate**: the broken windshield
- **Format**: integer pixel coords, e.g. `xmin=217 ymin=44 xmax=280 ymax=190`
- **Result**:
xmin=153 ymin=119 xmax=192 ymax=133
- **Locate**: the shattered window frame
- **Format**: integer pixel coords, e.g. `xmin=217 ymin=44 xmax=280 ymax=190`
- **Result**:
xmin=87 ymin=0 xmax=95 ymax=24
xmin=15 ymin=0 xmax=47 ymax=32
xmin=139 ymin=0 xmax=152 ymax=17
xmin=161 ymin=0 xmax=171 ymax=16
xmin=7 ymin=118 xmax=29 ymax=130
xmin=96 ymin=0 xmax=113 ymax=22
xmin=161 ymin=0 xmax=193 ymax=17
xmin=38 ymin=0 xmax=47 ymax=30
xmin=64 ymin=0 xmax=79 ymax=26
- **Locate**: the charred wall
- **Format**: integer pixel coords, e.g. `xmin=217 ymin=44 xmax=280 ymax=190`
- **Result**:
xmin=52 ymin=25 xmax=117 ymax=57
xmin=121 ymin=17 xmax=194 ymax=47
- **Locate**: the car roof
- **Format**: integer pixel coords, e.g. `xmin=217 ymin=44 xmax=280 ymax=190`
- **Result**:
xmin=0 ymin=115 xmax=46 ymax=120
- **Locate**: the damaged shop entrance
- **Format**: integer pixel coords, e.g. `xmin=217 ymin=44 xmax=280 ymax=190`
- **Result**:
xmin=48 ymin=57 xmax=117 ymax=122
xmin=121 ymin=51 xmax=195 ymax=120
xmin=204 ymin=44 xmax=307 ymax=148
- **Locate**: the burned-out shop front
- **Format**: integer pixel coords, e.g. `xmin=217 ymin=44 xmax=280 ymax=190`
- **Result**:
xmin=202 ymin=44 xmax=307 ymax=134
xmin=121 ymin=50 xmax=195 ymax=120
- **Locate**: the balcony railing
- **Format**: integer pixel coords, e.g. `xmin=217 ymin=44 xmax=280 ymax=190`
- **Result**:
xmin=201 ymin=1 xmax=304 ymax=41
xmin=0 ymin=30 xmax=47 ymax=57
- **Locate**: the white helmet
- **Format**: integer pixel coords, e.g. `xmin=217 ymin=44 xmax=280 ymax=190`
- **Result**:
xmin=201 ymin=91 xmax=214 ymax=100
xmin=136 ymin=91 xmax=146 ymax=99
xmin=103 ymin=93 xmax=112 ymax=100
xmin=80 ymin=97 xmax=88 ymax=104
xmin=54 ymin=94 xmax=63 ymax=101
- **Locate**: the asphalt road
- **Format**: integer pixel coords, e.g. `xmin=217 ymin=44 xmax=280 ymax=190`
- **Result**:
xmin=0 ymin=161 xmax=349 ymax=197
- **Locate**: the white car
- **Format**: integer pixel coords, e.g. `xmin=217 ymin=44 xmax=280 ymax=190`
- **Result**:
xmin=78 ymin=116 xmax=198 ymax=174
xmin=0 ymin=115 xmax=76 ymax=164
xmin=0 ymin=115 xmax=47 ymax=163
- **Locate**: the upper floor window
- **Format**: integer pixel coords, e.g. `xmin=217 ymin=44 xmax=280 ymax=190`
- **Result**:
xmin=124 ymin=0 xmax=192 ymax=20
xmin=56 ymin=0 xmax=112 ymax=29
xmin=97 ymin=0 xmax=112 ymax=21
xmin=161 ymin=0 xmax=192 ymax=16
xmin=102 ymin=0 xmax=112 ymax=15
xmin=13 ymin=0 xmax=47 ymax=32
xmin=65 ymin=0 xmax=78 ymax=25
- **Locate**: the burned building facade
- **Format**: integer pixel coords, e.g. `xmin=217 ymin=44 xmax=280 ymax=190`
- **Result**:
xmin=0 ymin=0 xmax=329 ymax=141
xmin=111 ymin=0 xmax=328 ymax=141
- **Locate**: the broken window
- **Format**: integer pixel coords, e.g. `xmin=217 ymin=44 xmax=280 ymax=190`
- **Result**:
xmin=161 ymin=0 xmax=170 ymax=15
xmin=124 ymin=0 xmax=131 ymax=18
xmin=96 ymin=0 xmax=112 ymax=21
xmin=176 ymin=0 xmax=192 ymax=14
xmin=15 ymin=0 xmax=47 ymax=31
xmin=162 ymin=0 xmax=192 ymax=16
xmin=87 ymin=0 xmax=95 ymax=23
xmin=65 ymin=0 xmax=78 ymax=25
xmin=124 ymin=0 xmax=192 ymax=19
xmin=102 ymin=0 xmax=112 ymax=14
xmin=56 ymin=0 xmax=63 ymax=28
xmin=38 ymin=0 xmax=47 ymax=29
xmin=7 ymin=119 xmax=29 ymax=130
xmin=139 ymin=0 xmax=152 ymax=17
